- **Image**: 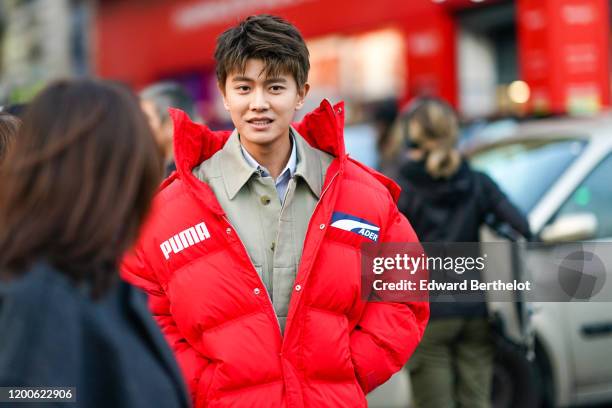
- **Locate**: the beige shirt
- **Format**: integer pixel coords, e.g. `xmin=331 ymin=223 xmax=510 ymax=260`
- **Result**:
xmin=193 ymin=128 xmax=333 ymax=333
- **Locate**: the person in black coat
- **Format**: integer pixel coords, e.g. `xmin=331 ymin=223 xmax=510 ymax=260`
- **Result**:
xmin=395 ymin=97 xmax=531 ymax=408
xmin=0 ymin=79 xmax=189 ymax=408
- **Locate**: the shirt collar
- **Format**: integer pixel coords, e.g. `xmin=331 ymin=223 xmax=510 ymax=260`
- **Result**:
xmin=220 ymin=130 xmax=298 ymax=200
xmin=240 ymin=133 xmax=297 ymax=182
xmin=219 ymin=127 xmax=323 ymax=200
xmin=219 ymin=130 xmax=258 ymax=200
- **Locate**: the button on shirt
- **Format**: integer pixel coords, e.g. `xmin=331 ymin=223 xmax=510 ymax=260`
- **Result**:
xmin=240 ymin=135 xmax=297 ymax=204
xmin=192 ymin=128 xmax=333 ymax=334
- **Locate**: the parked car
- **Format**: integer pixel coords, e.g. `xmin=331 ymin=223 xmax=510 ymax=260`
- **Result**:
xmin=470 ymin=114 xmax=612 ymax=407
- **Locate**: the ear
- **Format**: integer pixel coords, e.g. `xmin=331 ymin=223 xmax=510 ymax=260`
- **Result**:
xmin=218 ymin=81 xmax=230 ymax=111
xmin=295 ymin=83 xmax=310 ymax=110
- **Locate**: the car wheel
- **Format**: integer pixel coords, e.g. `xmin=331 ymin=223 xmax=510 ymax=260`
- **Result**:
xmin=492 ymin=337 xmax=542 ymax=408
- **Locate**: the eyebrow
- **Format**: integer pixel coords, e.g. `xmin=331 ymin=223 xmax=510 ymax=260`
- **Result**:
xmin=231 ymin=76 xmax=288 ymax=84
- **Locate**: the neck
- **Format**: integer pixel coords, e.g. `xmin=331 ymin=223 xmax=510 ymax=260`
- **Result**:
xmin=241 ymin=131 xmax=292 ymax=179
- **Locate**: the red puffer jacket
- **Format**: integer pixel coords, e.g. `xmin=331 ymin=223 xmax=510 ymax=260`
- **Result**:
xmin=122 ymin=99 xmax=429 ymax=407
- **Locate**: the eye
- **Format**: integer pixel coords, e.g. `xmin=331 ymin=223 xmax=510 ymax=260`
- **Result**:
xmin=236 ymin=85 xmax=250 ymax=92
xmin=270 ymin=85 xmax=285 ymax=92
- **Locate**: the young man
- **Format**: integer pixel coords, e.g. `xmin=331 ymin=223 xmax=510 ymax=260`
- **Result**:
xmin=122 ymin=15 xmax=428 ymax=407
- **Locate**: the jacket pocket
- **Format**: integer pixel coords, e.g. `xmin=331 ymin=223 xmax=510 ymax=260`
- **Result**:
xmin=302 ymin=307 xmax=355 ymax=381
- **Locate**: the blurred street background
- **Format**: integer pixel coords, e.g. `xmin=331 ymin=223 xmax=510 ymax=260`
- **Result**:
xmin=2 ymin=1 xmax=612 ymax=407
xmin=2 ymin=0 xmax=610 ymax=130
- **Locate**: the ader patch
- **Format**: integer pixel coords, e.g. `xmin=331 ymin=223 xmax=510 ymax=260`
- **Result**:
xmin=330 ymin=212 xmax=380 ymax=242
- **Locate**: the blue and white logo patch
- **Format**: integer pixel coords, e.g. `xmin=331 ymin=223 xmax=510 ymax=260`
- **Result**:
xmin=330 ymin=212 xmax=380 ymax=242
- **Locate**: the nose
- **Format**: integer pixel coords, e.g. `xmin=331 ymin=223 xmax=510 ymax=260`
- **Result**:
xmin=249 ymin=88 xmax=270 ymax=111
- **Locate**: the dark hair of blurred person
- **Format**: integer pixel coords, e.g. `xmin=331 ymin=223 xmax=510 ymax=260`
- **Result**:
xmin=0 ymin=112 xmax=20 ymax=161
xmin=0 ymin=79 xmax=189 ymax=408
xmin=0 ymin=79 xmax=161 ymax=292
xmin=140 ymin=81 xmax=197 ymax=176
xmin=395 ymin=97 xmax=531 ymax=408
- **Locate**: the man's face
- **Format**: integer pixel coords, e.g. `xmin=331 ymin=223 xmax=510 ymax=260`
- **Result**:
xmin=222 ymin=58 xmax=309 ymax=151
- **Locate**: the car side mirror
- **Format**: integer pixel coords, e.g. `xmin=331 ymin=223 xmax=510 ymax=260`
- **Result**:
xmin=540 ymin=213 xmax=598 ymax=243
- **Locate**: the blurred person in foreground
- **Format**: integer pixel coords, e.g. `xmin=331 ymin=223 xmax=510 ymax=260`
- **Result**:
xmin=0 ymin=111 xmax=20 ymax=161
xmin=395 ymin=97 xmax=531 ymax=408
xmin=140 ymin=81 xmax=198 ymax=176
xmin=0 ymin=79 xmax=189 ymax=408
xmin=121 ymin=14 xmax=428 ymax=407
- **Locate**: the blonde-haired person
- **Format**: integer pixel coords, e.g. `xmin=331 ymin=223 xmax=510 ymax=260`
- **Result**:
xmin=395 ymin=97 xmax=531 ymax=408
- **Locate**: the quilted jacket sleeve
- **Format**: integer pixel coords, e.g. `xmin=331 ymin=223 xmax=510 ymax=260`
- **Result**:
xmin=121 ymin=244 xmax=209 ymax=402
xmin=349 ymin=203 xmax=429 ymax=394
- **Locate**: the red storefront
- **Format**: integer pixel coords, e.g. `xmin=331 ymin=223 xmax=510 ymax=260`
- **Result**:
xmin=517 ymin=0 xmax=610 ymax=114
xmin=95 ymin=0 xmax=610 ymax=118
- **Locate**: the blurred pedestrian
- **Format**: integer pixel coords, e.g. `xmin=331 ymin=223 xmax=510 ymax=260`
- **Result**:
xmin=0 ymin=111 xmax=20 ymax=161
xmin=0 ymin=79 xmax=189 ymax=408
xmin=122 ymin=14 xmax=428 ymax=407
xmin=140 ymin=81 xmax=198 ymax=176
xmin=395 ymin=97 xmax=531 ymax=408
xmin=372 ymin=98 xmax=402 ymax=178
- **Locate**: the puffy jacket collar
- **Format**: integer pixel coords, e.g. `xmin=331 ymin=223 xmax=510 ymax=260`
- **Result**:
xmin=171 ymin=99 xmax=345 ymax=175
xmin=168 ymin=99 xmax=346 ymax=215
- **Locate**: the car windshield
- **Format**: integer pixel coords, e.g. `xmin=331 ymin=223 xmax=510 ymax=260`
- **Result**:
xmin=470 ymin=138 xmax=586 ymax=214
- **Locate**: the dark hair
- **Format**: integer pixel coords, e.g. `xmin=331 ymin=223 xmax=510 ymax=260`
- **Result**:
xmin=0 ymin=79 xmax=163 ymax=295
xmin=214 ymin=14 xmax=310 ymax=89
xmin=140 ymin=81 xmax=196 ymax=122
xmin=0 ymin=112 xmax=20 ymax=161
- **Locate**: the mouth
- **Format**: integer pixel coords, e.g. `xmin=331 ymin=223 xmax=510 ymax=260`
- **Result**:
xmin=247 ymin=118 xmax=274 ymax=129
